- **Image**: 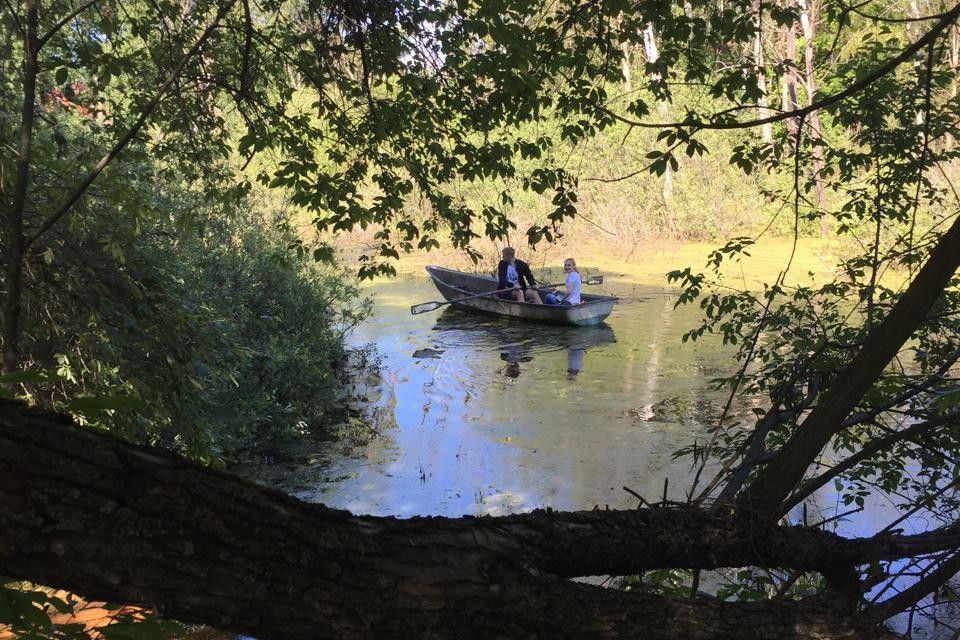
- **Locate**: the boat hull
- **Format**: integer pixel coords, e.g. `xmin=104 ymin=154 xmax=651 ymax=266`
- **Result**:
xmin=425 ymin=265 xmax=617 ymax=326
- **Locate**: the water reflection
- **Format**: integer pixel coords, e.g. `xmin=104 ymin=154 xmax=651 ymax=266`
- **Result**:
xmin=499 ymin=349 xmax=529 ymax=378
xmin=431 ymin=307 xmax=616 ymax=380
xmin=238 ymin=279 xmax=738 ymax=518
xmin=567 ymin=348 xmax=584 ymax=379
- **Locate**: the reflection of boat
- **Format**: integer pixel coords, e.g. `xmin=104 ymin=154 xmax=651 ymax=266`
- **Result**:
xmin=432 ymin=307 xmax=616 ymax=352
xmin=433 ymin=307 xmax=616 ymax=379
xmin=425 ymin=266 xmax=618 ymax=326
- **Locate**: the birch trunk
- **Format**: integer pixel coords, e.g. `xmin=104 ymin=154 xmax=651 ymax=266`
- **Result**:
xmin=643 ymin=23 xmax=672 ymax=201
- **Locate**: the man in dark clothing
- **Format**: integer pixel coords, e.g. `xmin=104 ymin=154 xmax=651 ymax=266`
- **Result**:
xmin=496 ymin=247 xmax=543 ymax=304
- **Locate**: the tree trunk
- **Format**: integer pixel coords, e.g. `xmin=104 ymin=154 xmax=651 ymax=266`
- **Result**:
xmin=742 ymin=216 xmax=960 ymax=517
xmin=621 ymin=40 xmax=632 ymax=91
xmin=797 ymin=0 xmax=829 ymax=236
xmin=642 ymin=23 xmax=672 ymax=202
xmin=3 ymin=0 xmax=38 ymax=374
xmin=0 ymin=400 xmax=924 ymax=640
xmin=949 ymin=23 xmax=959 ymax=148
xmin=780 ymin=20 xmax=800 ymax=139
xmin=752 ymin=0 xmax=773 ymax=143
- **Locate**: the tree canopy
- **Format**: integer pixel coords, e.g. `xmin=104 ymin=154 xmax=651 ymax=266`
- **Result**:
xmin=3 ymin=0 xmax=960 ymax=637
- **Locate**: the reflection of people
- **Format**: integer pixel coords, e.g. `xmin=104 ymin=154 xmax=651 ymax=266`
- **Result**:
xmin=500 ymin=353 xmax=521 ymax=378
xmin=567 ymin=347 xmax=585 ymax=378
xmin=545 ymin=257 xmax=582 ymax=305
xmin=499 ymin=346 xmax=532 ymax=378
xmin=497 ymin=247 xmax=543 ymax=304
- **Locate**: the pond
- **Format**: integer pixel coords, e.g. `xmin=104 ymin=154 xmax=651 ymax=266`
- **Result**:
xmin=242 ymin=270 xmax=751 ymax=518
xmin=233 ymin=262 xmax=956 ymax=637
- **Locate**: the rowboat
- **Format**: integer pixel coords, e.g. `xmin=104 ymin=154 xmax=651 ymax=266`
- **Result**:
xmin=420 ymin=265 xmax=618 ymax=326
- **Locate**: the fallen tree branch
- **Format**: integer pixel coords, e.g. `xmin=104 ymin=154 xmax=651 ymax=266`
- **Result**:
xmin=0 ymin=400 xmax=917 ymax=639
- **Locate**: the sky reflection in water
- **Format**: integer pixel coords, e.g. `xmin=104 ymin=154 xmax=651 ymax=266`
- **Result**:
xmin=233 ymin=273 xmax=957 ymax=635
xmin=245 ymin=276 xmax=742 ymax=518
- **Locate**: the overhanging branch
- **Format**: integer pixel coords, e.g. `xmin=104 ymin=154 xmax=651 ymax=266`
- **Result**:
xmin=37 ymin=0 xmax=100 ymax=49
xmin=600 ymin=3 xmax=960 ymax=132
xmin=782 ymin=409 xmax=960 ymax=512
xmin=0 ymin=400 xmax=953 ymax=639
xmin=740 ymin=216 xmax=960 ymax=518
xmin=863 ymin=550 xmax=960 ymax=622
xmin=23 ymin=0 xmax=238 ymax=251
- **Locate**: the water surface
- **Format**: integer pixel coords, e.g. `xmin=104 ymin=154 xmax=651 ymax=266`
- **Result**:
xmin=234 ymin=268 xmax=957 ymax=636
xmin=244 ymin=273 xmax=745 ymax=517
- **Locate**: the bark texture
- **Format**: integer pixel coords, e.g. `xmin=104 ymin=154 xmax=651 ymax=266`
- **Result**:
xmin=3 ymin=0 xmax=38 ymax=374
xmin=742 ymin=215 xmax=960 ymax=518
xmin=0 ymin=401 xmax=915 ymax=639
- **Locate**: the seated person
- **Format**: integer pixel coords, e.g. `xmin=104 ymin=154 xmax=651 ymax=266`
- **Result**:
xmin=497 ymin=247 xmax=543 ymax=304
xmin=545 ymin=257 xmax=582 ymax=305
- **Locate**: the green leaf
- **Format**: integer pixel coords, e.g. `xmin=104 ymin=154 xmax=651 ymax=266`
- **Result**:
xmin=100 ymin=619 xmax=184 ymax=640
xmin=0 ymin=370 xmax=54 ymax=384
xmin=0 ymin=585 xmax=52 ymax=630
xmin=64 ymin=395 xmax=147 ymax=413
xmin=312 ymin=244 xmax=336 ymax=263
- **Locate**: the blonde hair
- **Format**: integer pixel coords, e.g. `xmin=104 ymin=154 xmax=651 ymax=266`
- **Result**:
xmin=564 ymin=257 xmax=579 ymax=273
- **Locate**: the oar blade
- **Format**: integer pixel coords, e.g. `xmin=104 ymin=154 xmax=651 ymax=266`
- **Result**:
xmin=411 ymin=301 xmax=442 ymax=315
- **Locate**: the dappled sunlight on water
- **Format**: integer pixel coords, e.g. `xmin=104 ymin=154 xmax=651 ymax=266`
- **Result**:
xmin=229 ymin=260 xmax=959 ymax=636
xmin=241 ymin=273 xmax=745 ymax=517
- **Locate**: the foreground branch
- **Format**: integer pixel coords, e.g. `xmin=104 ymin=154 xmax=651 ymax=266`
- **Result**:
xmin=863 ymin=550 xmax=960 ymax=623
xmin=0 ymin=401 xmax=913 ymax=639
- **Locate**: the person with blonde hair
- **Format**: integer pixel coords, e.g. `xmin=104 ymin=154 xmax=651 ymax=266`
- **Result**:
xmin=496 ymin=247 xmax=543 ymax=304
xmin=545 ymin=257 xmax=581 ymax=305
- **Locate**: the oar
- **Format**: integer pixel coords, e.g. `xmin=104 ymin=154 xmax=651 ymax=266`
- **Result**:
xmin=410 ymin=275 xmax=603 ymax=315
xmin=534 ymin=274 xmax=603 ymax=289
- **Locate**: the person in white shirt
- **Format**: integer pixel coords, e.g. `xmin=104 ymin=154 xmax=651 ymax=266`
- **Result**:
xmin=561 ymin=257 xmax=582 ymax=304
xmin=544 ymin=257 xmax=582 ymax=305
